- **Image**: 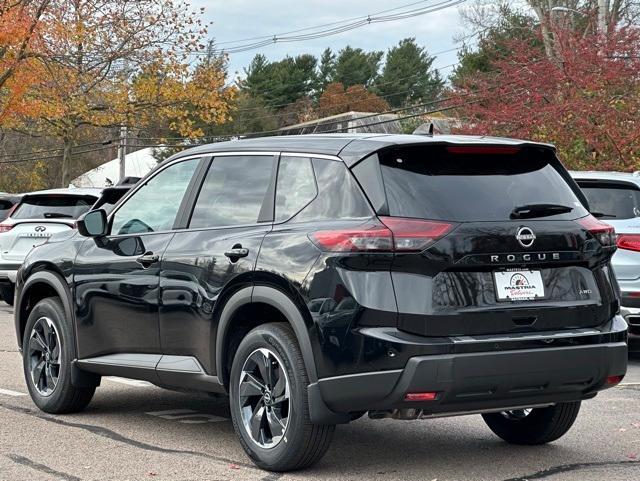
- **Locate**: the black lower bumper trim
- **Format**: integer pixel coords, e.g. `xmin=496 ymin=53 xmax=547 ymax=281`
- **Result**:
xmin=316 ymin=342 xmax=628 ymax=416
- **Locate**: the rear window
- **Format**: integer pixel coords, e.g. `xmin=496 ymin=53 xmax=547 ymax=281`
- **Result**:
xmin=373 ymin=146 xmax=587 ymax=222
xmin=577 ymin=182 xmax=640 ymax=220
xmin=12 ymin=195 xmax=97 ymax=220
xmin=0 ymin=200 xmax=15 ymax=220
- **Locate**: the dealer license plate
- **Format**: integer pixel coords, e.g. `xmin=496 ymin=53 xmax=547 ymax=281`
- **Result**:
xmin=494 ymin=270 xmax=545 ymax=301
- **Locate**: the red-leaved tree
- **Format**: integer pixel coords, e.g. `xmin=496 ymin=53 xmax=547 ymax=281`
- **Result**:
xmin=451 ymin=27 xmax=640 ymax=171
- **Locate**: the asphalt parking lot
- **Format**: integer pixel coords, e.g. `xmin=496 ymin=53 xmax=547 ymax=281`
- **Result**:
xmin=0 ymin=304 xmax=638 ymax=481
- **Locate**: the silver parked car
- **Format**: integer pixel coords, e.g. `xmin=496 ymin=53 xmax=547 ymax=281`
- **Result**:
xmin=571 ymin=171 xmax=640 ymax=352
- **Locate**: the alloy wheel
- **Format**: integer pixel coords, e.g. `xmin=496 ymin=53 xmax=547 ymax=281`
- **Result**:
xmin=27 ymin=317 xmax=62 ymax=397
xmin=238 ymin=347 xmax=291 ymax=449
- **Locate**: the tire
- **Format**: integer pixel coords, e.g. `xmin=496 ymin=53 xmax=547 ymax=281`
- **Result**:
xmin=1 ymin=284 xmax=14 ymax=306
xmin=482 ymin=402 xmax=581 ymax=445
xmin=22 ymin=297 xmax=95 ymax=414
xmin=229 ymin=322 xmax=335 ymax=471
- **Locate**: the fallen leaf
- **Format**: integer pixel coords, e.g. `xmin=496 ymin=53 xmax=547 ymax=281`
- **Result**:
xmin=229 ymin=464 xmax=240 ymax=470
xmin=627 ymin=453 xmax=637 ymax=460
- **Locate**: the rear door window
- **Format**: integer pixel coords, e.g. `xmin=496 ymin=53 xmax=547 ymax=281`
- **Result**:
xmin=189 ymin=155 xmax=275 ymax=228
xmin=12 ymin=195 xmax=97 ymax=220
xmin=577 ymin=182 xmax=640 ymax=220
xmin=375 ymin=146 xmax=587 ymax=222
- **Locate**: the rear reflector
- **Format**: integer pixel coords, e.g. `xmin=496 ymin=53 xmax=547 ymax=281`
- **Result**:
xmin=577 ymin=215 xmax=616 ymax=247
xmin=606 ymin=375 xmax=624 ymax=386
xmin=617 ymin=234 xmax=640 ymax=252
xmin=309 ymin=218 xmax=455 ymax=253
xmin=0 ymin=223 xmax=13 ymax=233
xmin=446 ymin=146 xmax=521 ymax=155
xmin=404 ymin=392 xmax=438 ymax=402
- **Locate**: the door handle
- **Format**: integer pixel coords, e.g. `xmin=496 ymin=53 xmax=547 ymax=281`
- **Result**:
xmin=136 ymin=252 xmax=159 ymax=267
xmin=224 ymin=247 xmax=249 ymax=260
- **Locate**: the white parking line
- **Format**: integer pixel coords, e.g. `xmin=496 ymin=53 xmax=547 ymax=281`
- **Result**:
xmin=146 ymin=408 xmax=227 ymax=424
xmin=104 ymin=377 xmax=153 ymax=388
xmin=0 ymin=387 xmax=26 ymax=397
xmin=620 ymin=382 xmax=640 ymax=387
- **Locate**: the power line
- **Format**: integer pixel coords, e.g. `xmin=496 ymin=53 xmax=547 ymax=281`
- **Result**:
xmin=201 ymin=0 xmax=468 ymax=55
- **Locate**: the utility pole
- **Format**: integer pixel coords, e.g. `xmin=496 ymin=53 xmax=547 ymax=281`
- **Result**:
xmin=597 ymin=0 xmax=608 ymax=36
xmin=118 ymin=124 xmax=127 ymax=182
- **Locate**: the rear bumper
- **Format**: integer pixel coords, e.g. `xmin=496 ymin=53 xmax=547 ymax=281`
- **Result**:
xmin=309 ymin=316 xmax=628 ymax=422
xmin=621 ymin=306 xmax=640 ymax=352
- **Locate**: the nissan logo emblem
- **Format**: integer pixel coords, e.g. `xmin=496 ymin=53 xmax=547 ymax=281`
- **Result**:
xmin=34 ymin=226 xmax=46 ymax=232
xmin=516 ymin=226 xmax=536 ymax=248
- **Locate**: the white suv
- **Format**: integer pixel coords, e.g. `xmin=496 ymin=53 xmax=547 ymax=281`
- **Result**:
xmin=0 ymin=188 xmax=101 ymax=304
xmin=571 ymin=171 xmax=640 ymax=353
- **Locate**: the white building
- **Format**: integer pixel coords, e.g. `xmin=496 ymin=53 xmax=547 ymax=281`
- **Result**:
xmin=71 ymin=148 xmax=158 ymax=188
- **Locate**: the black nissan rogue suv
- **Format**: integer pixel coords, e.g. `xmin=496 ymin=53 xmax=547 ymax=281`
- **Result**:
xmin=14 ymin=134 xmax=628 ymax=471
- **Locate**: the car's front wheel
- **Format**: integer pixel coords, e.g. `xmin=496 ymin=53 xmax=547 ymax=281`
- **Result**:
xmin=22 ymin=297 xmax=95 ymax=413
xmin=482 ymin=402 xmax=581 ymax=445
xmin=229 ymin=323 xmax=335 ymax=471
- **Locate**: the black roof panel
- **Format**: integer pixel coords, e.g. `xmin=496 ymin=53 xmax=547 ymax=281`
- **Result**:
xmin=165 ymin=134 xmax=556 ymax=167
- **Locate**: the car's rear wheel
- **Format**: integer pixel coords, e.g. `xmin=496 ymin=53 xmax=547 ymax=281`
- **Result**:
xmin=1 ymin=284 xmax=14 ymax=306
xmin=22 ymin=297 xmax=95 ymax=413
xmin=229 ymin=323 xmax=335 ymax=471
xmin=482 ymin=402 xmax=581 ymax=445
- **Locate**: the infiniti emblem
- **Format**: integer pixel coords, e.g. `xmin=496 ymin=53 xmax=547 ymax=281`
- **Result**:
xmin=516 ymin=226 xmax=536 ymax=248
xmin=34 ymin=226 xmax=46 ymax=232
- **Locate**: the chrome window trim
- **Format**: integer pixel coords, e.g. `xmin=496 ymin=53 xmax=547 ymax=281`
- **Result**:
xmin=280 ymin=152 xmax=342 ymax=161
xmin=105 ymin=150 xmax=344 ymax=237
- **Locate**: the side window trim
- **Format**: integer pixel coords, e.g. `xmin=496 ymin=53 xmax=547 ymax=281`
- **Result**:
xmin=257 ymin=154 xmax=279 ymax=223
xmin=107 ymin=155 xmax=203 ymax=237
xmin=174 ymin=155 xmax=213 ymax=229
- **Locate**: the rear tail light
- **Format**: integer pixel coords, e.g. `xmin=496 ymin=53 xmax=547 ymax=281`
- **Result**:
xmin=0 ymin=223 xmax=13 ymax=233
xmin=446 ymin=146 xmax=521 ymax=155
xmin=309 ymin=218 xmax=455 ymax=253
xmin=577 ymin=215 xmax=616 ymax=247
xmin=617 ymin=234 xmax=640 ymax=252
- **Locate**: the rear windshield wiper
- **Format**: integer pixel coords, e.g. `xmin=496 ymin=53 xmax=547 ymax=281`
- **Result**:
xmin=43 ymin=212 xmax=74 ymax=219
xmin=510 ymin=203 xmax=573 ymax=219
xmin=591 ymin=211 xmax=616 ymax=219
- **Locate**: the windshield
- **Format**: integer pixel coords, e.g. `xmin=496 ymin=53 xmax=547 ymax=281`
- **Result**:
xmin=12 ymin=195 xmax=97 ymax=220
xmin=376 ymin=146 xmax=587 ymax=222
xmin=578 ymin=182 xmax=640 ymax=220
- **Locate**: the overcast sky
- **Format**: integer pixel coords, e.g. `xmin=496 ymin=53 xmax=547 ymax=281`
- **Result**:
xmin=192 ymin=0 xmax=471 ymax=81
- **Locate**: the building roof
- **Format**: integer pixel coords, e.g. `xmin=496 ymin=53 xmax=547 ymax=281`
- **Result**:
xmin=168 ymin=133 xmax=556 ymax=167
xmin=570 ymin=170 xmax=640 ymax=186
xmin=23 ymin=187 xmax=104 ymax=198
xmin=72 ymin=147 xmax=158 ymax=188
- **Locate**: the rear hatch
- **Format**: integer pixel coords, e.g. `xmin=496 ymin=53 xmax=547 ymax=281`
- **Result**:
xmin=0 ymin=194 xmax=97 ymax=262
xmin=353 ymin=143 xmax=618 ymax=337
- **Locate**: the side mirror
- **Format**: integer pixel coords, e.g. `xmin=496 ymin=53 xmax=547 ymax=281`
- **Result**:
xmin=77 ymin=209 xmax=108 ymax=237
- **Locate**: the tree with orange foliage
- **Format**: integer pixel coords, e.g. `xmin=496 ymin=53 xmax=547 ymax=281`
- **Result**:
xmin=0 ymin=0 xmax=50 ymax=120
xmin=10 ymin=0 xmax=236 ymax=186
xmin=318 ymin=82 xmax=389 ymax=117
